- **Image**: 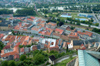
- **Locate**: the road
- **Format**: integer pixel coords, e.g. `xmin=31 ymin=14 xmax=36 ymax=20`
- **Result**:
xmin=65 ymin=23 xmax=93 ymax=30
xmin=91 ymin=9 xmax=100 ymax=27
xmin=56 ymin=55 xmax=77 ymax=63
xmin=34 ymin=4 xmax=45 ymax=18
xmin=0 ymin=30 xmax=11 ymax=35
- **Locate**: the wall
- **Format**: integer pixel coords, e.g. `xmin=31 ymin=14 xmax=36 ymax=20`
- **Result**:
xmin=66 ymin=57 xmax=77 ymax=66
xmin=55 ymin=55 xmax=69 ymax=63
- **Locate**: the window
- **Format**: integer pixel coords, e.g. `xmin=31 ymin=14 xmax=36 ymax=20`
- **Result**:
xmin=51 ymin=42 xmax=54 ymax=45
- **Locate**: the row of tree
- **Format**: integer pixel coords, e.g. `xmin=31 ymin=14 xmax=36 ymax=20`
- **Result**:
xmin=14 ymin=8 xmax=36 ymax=17
xmin=0 ymin=9 xmax=13 ymax=15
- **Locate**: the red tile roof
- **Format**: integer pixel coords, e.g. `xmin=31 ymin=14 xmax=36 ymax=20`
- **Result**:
xmin=3 ymin=45 xmax=10 ymax=49
xmin=22 ymin=41 xmax=28 ymax=45
xmin=1 ymin=47 xmax=19 ymax=58
xmin=80 ymin=44 xmax=86 ymax=50
xmin=32 ymin=46 xmax=37 ymax=51
xmin=47 ymin=22 xmax=57 ymax=26
xmin=36 ymin=19 xmax=42 ymax=22
xmin=0 ymin=34 xmax=4 ymax=39
xmin=67 ymin=42 xmax=70 ymax=45
xmin=77 ymin=31 xmax=93 ymax=37
xmin=68 ymin=32 xmax=79 ymax=39
xmin=39 ymin=28 xmax=54 ymax=36
xmin=30 ymin=16 xmax=35 ymax=19
xmin=31 ymin=26 xmax=42 ymax=31
xmin=14 ymin=54 xmax=19 ymax=59
xmin=55 ymin=28 xmax=64 ymax=34
xmin=15 ymin=42 xmax=21 ymax=47
xmin=20 ymin=47 xmax=24 ymax=52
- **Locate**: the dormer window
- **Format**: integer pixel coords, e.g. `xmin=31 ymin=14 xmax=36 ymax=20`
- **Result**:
xmin=45 ymin=41 xmax=48 ymax=44
xmin=51 ymin=42 xmax=54 ymax=45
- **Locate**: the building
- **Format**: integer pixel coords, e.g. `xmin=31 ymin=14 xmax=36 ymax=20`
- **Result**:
xmin=78 ymin=50 xmax=100 ymax=66
xmin=67 ymin=40 xmax=85 ymax=50
xmin=49 ymin=55 xmax=56 ymax=65
xmin=78 ymin=13 xmax=93 ymax=18
xmin=68 ymin=32 xmax=79 ymax=40
xmin=46 ymin=22 xmax=57 ymax=29
xmin=31 ymin=26 xmax=43 ymax=34
xmin=39 ymin=28 xmax=54 ymax=36
xmin=0 ymin=20 xmax=12 ymax=30
xmin=53 ymin=28 xmax=64 ymax=38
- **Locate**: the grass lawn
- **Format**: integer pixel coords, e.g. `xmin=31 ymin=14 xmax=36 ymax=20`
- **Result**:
xmin=47 ymin=13 xmax=57 ymax=17
xmin=80 ymin=3 xmax=100 ymax=5
xmin=54 ymin=57 xmax=76 ymax=66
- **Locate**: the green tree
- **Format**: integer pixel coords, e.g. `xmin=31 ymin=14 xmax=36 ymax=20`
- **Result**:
xmin=11 ymin=30 xmax=15 ymax=35
xmin=56 ymin=21 xmax=59 ymax=26
xmin=20 ymin=55 xmax=26 ymax=61
xmin=8 ymin=60 xmax=16 ymax=66
xmin=95 ymin=23 xmax=99 ymax=26
xmin=0 ymin=41 xmax=4 ymax=52
xmin=1 ymin=61 xmax=8 ymax=66
xmin=19 ymin=45 xmax=23 ymax=48
xmin=34 ymin=54 xmax=44 ymax=64
xmin=70 ymin=26 xmax=75 ymax=30
xmin=76 ymin=22 xmax=80 ymax=25
xmin=33 ymin=50 xmax=39 ymax=56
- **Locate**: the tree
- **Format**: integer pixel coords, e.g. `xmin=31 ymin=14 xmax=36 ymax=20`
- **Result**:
xmin=33 ymin=50 xmax=39 ymax=56
xmin=0 ymin=41 xmax=4 ymax=52
xmin=15 ymin=8 xmax=36 ymax=16
xmin=1 ymin=61 xmax=8 ymax=66
xmin=59 ymin=22 xmax=64 ymax=26
xmin=19 ymin=45 xmax=23 ymax=48
xmin=70 ymin=26 xmax=75 ymax=30
xmin=20 ymin=55 xmax=26 ymax=61
xmin=34 ymin=54 xmax=44 ymax=64
xmin=26 ymin=45 xmax=31 ymax=47
xmin=8 ymin=60 xmax=16 ymax=66
xmin=11 ymin=30 xmax=15 ymax=35
xmin=0 ymin=9 xmax=13 ymax=15
xmin=56 ymin=21 xmax=59 ymax=26
xmin=95 ymin=23 xmax=99 ymax=26
xmin=76 ymin=22 xmax=80 ymax=25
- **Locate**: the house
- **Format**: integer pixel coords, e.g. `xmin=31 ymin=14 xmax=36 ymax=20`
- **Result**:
xmin=20 ymin=47 xmax=24 ymax=55
xmin=61 ymin=35 xmax=69 ymax=41
xmin=39 ymin=28 xmax=54 ymax=36
xmin=39 ymin=38 xmax=60 ymax=52
xmin=0 ymin=20 xmax=12 ymax=30
xmin=31 ymin=26 xmax=43 ymax=34
xmin=68 ymin=32 xmax=79 ymax=40
xmin=14 ymin=54 xmax=19 ymax=61
xmin=24 ymin=47 xmax=30 ymax=54
xmin=53 ymin=28 xmax=64 ymax=38
xmin=66 ymin=26 xmax=76 ymax=32
xmin=0 ymin=34 xmax=4 ymax=40
xmin=7 ymin=55 xmax=14 ymax=61
xmin=1 ymin=46 xmax=19 ymax=61
xmin=67 ymin=40 xmax=85 ymax=50
xmin=94 ymin=42 xmax=100 ymax=49
xmin=49 ymin=55 xmax=56 ymax=65
xmin=46 ymin=22 xmax=57 ymax=29
xmin=32 ymin=45 xmax=37 ymax=51
xmin=77 ymin=31 xmax=93 ymax=37
xmin=63 ymin=42 xmax=69 ymax=49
